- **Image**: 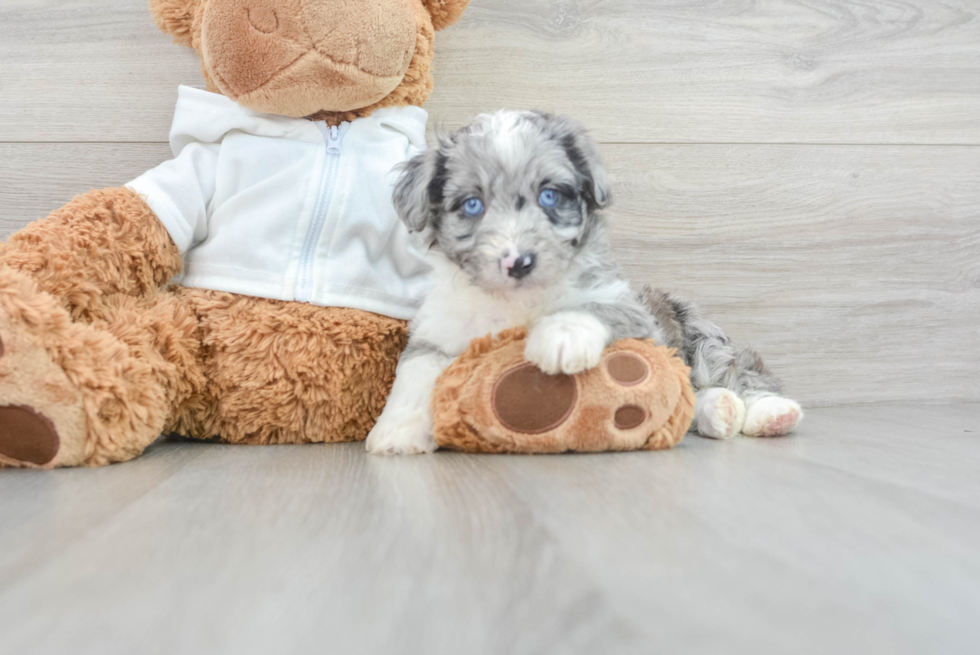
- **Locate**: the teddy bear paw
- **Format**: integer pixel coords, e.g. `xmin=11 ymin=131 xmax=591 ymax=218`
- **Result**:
xmin=0 ymin=281 xmax=87 ymax=468
xmin=365 ymin=414 xmax=437 ymax=456
xmin=694 ymin=388 xmax=746 ymax=440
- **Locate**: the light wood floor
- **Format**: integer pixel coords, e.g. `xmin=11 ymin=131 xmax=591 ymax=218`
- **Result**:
xmin=1 ymin=1 xmax=978 ymax=652
xmin=0 ymin=404 xmax=977 ymax=654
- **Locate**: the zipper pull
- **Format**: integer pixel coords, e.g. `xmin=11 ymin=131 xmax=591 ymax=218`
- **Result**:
xmin=327 ymin=125 xmax=342 ymax=154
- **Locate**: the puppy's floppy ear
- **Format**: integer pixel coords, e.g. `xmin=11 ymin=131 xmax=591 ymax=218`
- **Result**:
xmin=422 ymin=0 xmax=471 ymax=31
xmin=393 ymin=141 xmax=450 ymax=233
xmin=149 ymin=0 xmax=200 ymax=48
xmin=547 ymin=114 xmax=612 ymax=212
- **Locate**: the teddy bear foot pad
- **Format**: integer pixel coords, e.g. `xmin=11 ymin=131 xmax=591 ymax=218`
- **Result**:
xmin=0 ymin=405 xmax=60 ymax=466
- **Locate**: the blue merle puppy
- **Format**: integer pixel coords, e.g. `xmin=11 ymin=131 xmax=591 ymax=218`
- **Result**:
xmin=366 ymin=110 xmax=802 ymax=455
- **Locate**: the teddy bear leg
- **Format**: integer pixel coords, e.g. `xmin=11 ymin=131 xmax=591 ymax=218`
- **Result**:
xmin=92 ymin=288 xmax=213 ymax=446
xmin=181 ymin=290 xmax=406 ymax=445
xmin=0 ymin=187 xmax=181 ymax=322
xmin=0 ymin=268 xmax=205 ymax=468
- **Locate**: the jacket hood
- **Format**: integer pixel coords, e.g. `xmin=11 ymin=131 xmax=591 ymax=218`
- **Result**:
xmin=169 ymin=86 xmax=429 ymax=155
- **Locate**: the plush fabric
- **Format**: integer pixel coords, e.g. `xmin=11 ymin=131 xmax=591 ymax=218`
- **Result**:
xmin=0 ymin=187 xmax=182 ymax=323
xmin=432 ymin=329 xmax=696 ymax=454
xmin=200 ymin=0 xmax=418 ymax=116
xmin=422 ymin=0 xmax=470 ymax=31
xmin=150 ymin=0 xmax=467 ymax=124
xmin=172 ymin=287 xmax=407 ymax=445
xmin=0 ymin=0 xmax=469 ymax=468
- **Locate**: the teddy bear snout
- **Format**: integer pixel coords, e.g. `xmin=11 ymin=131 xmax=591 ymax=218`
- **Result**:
xmin=202 ymin=0 xmax=311 ymax=98
xmin=201 ymin=0 xmax=422 ymax=117
xmin=246 ymin=5 xmax=279 ymax=34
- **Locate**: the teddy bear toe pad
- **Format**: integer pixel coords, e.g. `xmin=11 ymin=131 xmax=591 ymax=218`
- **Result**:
xmin=606 ymin=352 xmax=649 ymax=386
xmin=614 ymin=404 xmax=647 ymax=430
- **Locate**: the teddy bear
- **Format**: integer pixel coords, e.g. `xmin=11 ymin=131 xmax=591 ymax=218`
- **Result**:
xmin=0 ymin=0 xmax=472 ymax=468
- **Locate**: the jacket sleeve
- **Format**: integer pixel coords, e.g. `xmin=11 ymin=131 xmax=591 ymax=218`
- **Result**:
xmin=125 ymin=141 xmax=220 ymax=254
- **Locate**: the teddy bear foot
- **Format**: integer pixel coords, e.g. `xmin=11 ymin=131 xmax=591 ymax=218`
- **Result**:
xmin=0 ymin=326 xmax=88 ymax=469
xmin=431 ymin=329 xmax=696 ymax=454
xmin=0 ymin=274 xmax=88 ymax=469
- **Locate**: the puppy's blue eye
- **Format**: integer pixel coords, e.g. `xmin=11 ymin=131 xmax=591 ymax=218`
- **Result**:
xmin=463 ymin=198 xmax=484 ymax=217
xmin=539 ymin=189 xmax=559 ymax=208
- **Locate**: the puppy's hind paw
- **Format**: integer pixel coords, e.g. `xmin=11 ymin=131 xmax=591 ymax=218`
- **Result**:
xmin=694 ymin=388 xmax=746 ymax=440
xmin=365 ymin=415 xmax=437 ymax=456
xmin=742 ymin=396 xmax=803 ymax=437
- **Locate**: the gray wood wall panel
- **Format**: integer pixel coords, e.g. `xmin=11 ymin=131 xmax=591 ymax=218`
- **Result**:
xmin=430 ymin=0 xmax=980 ymax=144
xmin=2 ymin=142 xmax=975 ymax=405
xmin=0 ymin=0 xmax=976 ymax=405
xmin=606 ymin=143 xmax=980 ymax=405
xmin=1 ymin=1 xmax=978 ymax=144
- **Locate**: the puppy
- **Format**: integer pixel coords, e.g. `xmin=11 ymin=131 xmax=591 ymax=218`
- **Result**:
xmin=366 ymin=111 xmax=802 ymax=455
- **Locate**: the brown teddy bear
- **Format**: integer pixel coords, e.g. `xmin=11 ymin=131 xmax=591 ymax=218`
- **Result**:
xmin=0 ymin=0 xmax=471 ymax=468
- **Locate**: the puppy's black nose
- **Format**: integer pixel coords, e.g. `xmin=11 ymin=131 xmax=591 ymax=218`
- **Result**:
xmin=508 ymin=252 xmax=536 ymax=279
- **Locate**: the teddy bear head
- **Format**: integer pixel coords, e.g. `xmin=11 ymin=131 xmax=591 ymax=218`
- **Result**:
xmin=149 ymin=0 xmax=470 ymax=122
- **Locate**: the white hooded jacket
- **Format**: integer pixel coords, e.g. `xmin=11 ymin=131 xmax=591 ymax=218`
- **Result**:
xmin=127 ymin=86 xmax=431 ymax=320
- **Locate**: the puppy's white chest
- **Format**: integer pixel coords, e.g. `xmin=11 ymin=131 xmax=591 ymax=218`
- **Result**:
xmin=462 ymin=301 xmax=530 ymax=337
xmin=414 ymin=282 xmax=544 ymax=356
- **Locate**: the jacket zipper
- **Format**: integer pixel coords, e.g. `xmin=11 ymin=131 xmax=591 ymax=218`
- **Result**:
xmin=295 ymin=122 xmax=348 ymax=303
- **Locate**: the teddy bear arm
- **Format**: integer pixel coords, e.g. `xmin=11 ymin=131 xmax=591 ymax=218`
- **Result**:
xmin=0 ymin=187 xmax=182 ymax=322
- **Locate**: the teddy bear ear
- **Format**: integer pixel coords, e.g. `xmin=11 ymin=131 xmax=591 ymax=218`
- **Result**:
xmin=149 ymin=0 xmax=200 ymax=48
xmin=422 ymin=0 xmax=471 ymax=31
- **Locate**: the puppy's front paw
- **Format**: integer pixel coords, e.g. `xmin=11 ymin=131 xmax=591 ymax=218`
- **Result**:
xmin=694 ymin=388 xmax=746 ymax=440
xmin=365 ymin=415 xmax=436 ymax=456
xmin=742 ymin=396 xmax=803 ymax=437
xmin=524 ymin=312 xmax=610 ymax=375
